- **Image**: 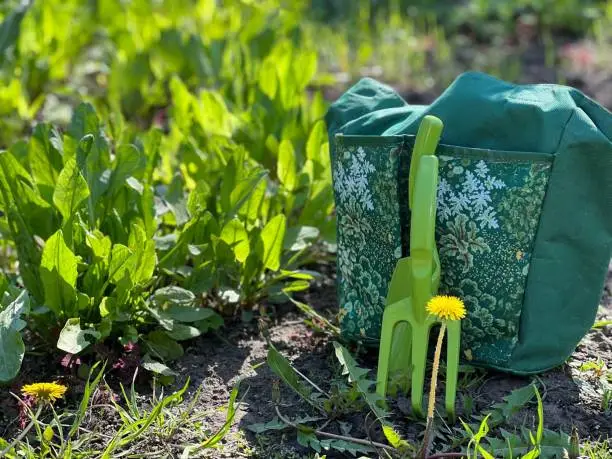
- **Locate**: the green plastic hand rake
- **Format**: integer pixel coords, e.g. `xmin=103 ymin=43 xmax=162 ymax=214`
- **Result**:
xmin=375 ymin=115 xmax=461 ymax=420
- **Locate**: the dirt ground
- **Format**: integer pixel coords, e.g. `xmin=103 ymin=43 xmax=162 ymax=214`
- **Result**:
xmin=164 ymin=266 xmax=612 ymax=458
xmin=1 ymin=265 xmax=610 ymax=458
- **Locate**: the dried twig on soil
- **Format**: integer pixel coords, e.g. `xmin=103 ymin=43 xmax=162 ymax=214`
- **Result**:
xmin=274 ymin=404 xmax=396 ymax=453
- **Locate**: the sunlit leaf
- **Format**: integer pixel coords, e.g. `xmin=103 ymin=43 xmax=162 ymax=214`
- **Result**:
xmin=57 ymin=318 xmax=101 ymax=354
xmin=53 ymin=158 xmax=90 ymax=221
xmin=40 ymin=230 xmax=78 ymax=317
xmin=277 ymin=139 xmax=297 ymax=191
xmin=221 ymin=218 xmax=250 ymax=262
xmin=257 ymin=214 xmax=286 ymax=271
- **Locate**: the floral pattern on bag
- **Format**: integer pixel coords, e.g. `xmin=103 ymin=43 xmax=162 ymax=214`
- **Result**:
xmin=332 ymin=137 xmax=552 ymax=366
xmin=436 ymin=156 xmax=551 ymax=365
xmin=333 ymin=139 xmax=404 ymax=342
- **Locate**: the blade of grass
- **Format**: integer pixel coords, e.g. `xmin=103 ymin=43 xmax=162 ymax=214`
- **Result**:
xmin=101 ymin=379 xmax=190 ymax=458
xmin=68 ymin=362 xmax=105 ymax=438
xmin=288 ymin=297 xmax=340 ymax=336
xmin=181 ymin=382 xmax=245 ymax=457
xmin=267 ymin=346 xmax=327 ymax=413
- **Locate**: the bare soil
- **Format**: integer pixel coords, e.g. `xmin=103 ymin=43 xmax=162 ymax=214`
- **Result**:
xmin=1 ymin=266 xmax=610 ymax=458
xmin=166 ymin=270 xmax=612 ymax=458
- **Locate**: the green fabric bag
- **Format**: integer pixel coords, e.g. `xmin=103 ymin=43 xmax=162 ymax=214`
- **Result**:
xmin=326 ymin=72 xmax=612 ymax=374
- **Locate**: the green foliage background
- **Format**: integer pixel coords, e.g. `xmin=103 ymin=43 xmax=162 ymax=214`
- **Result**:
xmin=0 ymin=0 xmax=334 ymax=382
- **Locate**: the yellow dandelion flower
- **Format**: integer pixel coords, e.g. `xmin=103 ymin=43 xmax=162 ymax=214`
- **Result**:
xmin=22 ymin=382 xmax=67 ymax=403
xmin=426 ymin=295 xmax=466 ymax=321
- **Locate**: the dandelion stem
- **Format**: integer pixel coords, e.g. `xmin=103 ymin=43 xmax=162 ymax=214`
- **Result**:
xmin=428 ymin=322 xmax=446 ymax=421
xmin=418 ymin=322 xmax=447 ymax=459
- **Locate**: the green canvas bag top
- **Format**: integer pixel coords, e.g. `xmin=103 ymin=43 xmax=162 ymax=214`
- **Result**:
xmin=326 ymin=71 xmax=612 ymax=374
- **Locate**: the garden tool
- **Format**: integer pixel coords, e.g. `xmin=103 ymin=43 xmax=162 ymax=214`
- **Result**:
xmin=376 ymin=116 xmax=461 ymax=420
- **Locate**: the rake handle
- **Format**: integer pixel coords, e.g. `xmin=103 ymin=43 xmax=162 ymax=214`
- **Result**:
xmin=410 ymin=154 xmax=439 ymax=322
xmin=409 ymin=115 xmax=443 ymax=211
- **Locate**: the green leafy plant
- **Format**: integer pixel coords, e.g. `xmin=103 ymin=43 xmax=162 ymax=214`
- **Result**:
xmin=158 ymin=75 xmax=333 ymax=313
xmin=0 ymin=104 xmax=226 ymax=376
xmin=332 ymin=341 xmax=389 ymax=423
xmin=0 ymin=0 xmax=336 ymax=383
xmin=458 ymin=383 xmax=540 ymax=438
xmin=0 ymin=286 xmax=29 ymax=382
xmin=460 ymin=385 xmax=576 ymax=459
